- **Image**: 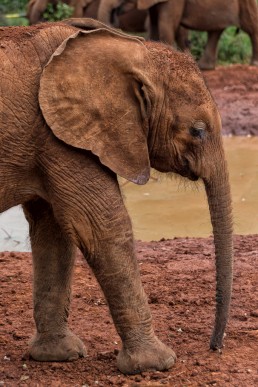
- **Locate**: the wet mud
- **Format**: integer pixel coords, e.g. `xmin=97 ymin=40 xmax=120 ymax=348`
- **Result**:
xmin=203 ymin=65 xmax=258 ymax=136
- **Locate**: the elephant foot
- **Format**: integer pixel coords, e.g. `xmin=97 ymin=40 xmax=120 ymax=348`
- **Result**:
xmin=198 ymin=58 xmax=216 ymax=71
xmin=250 ymin=59 xmax=258 ymax=67
xmin=117 ymin=337 xmax=176 ymax=374
xmin=28 ymin=329 xmax=87 ymax=361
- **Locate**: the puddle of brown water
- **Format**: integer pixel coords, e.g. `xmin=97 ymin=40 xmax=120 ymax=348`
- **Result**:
xmin=121 ymin=137 xmax=258 ymax=241
xmin=1 ymin=137 xmax=258 ymax=250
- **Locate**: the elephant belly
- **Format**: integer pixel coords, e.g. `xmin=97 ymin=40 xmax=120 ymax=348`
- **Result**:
xmin=118 ymin=10 xmax=147 ymax=33
xmin=182 ymin=0 xmax=240 ymax=31
xmin=82 ymin=1 xmax=99 ymax=18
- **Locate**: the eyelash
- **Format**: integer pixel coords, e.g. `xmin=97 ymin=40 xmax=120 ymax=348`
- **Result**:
xmin=189 ymin=127 xmax=206 ymax=139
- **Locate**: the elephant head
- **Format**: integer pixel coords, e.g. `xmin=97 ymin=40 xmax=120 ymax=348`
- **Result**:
xmin=38 ymin=19 xmax=233 ymax=351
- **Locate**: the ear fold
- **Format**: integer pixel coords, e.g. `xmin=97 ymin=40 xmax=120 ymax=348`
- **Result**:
xmin=39 ymin=28 xmax=150 ymax=184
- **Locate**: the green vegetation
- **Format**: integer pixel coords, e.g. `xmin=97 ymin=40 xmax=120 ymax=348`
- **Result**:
xmin=190 ymin=27 xmax=252 ymax=65
xmin=43 ymin=2 xmax=74 ymax=22
xmin=0 ymin=0 xmax=28 ymax=14
xmin=218 ymin=27 xmax=252 ymax=64
xmin=0 ymin=0 xmax=73 ymax=26
xmin=0 ymin=0 xmax=28 ymax=26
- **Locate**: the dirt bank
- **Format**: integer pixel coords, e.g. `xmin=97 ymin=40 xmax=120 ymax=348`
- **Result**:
xmin=203 ymin=65 xmax=258 ymax=136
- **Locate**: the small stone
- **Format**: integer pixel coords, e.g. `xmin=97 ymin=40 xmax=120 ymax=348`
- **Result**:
xmin=20 ymin=376 xmax=29 ymax=381
xmin=22 ymin=364 xmax=27 ymax=370
xmin=250 ymin=310 xmax=258 ymax=317
xmin=247 ymin=369 xmax=252 ymax=374
xmin=195 ymin=359 xmax=205 ymax=366
xmin=150 ymin=373 xmax=162 ymax=380
xmin=191 ymin=370 xmax=198 ymax=376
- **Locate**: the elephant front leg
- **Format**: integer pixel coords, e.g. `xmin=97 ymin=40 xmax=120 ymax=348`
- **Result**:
xmin=198 ymin=30 xmax=223 ymax=70
xmin=83 ymin=212 xmax=176 ymax=374
xmin=23 ymin=198 xmax=86 ymax=361
xmin=149 ymin=0 xmax=185 ymax=46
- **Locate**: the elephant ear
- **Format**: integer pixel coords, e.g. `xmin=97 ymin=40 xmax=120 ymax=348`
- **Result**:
xmin=39 ymin=27 xmax=150 ymax=184
xmin=137 ymin=0 xmax=167 ymax=10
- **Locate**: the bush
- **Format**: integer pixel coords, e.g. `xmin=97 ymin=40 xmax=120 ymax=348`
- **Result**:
xmin=0 ymin=0 xmax=28 ymax=26
xmin=189 ymin=31 xmax=207 ymax=61
xmin=0 ymin=0 xmax=27 ymax=14
xmin=43 ymin=2 xmax=74 ymax=22
xmin=218 ymin=27 xmax=251 ymax=64
xmin=190 ymin=27 xmax=252 ymax=65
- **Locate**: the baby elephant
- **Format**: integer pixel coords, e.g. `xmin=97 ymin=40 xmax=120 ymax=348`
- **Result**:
xmin=0 ymin=18 xmax=233 ymax=374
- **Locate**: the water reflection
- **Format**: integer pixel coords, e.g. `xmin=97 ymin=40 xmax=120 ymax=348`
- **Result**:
xmin=0 ymin=206 xmax=30 ymax=252
xmin=1 ymin=137 xmax=258 ymax=251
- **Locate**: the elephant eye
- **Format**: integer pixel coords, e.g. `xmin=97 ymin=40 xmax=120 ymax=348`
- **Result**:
xmin=189 ymin=121 xmax=206 ymax=139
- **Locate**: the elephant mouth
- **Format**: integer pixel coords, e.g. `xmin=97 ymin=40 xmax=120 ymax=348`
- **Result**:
xmin=181 ymin=170 xmax=199 ymax=181
xmin=179 ymin=158 xmax=199 ymax=181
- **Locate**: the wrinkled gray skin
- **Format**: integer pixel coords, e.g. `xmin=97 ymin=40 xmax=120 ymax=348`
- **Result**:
xmin=0 ymin=18 xmax=233 ymax=374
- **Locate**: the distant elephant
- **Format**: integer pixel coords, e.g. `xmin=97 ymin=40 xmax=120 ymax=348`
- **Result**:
xmin=0 ymin=18 xmax=233 ymax=374
xmin=98 ymin=0 xmax=258 ymax=69
xmin=27 ymin=0 xmax=148 ymax=32
xmin=97 ymin=0 xmax=190 ymax=51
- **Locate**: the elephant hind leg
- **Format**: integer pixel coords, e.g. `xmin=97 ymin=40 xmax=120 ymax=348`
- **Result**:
xmin=148 ymin=4 xmax=160 ymax=41
xmin=149 ymin=2 xmax=177 ymax=45
xmin=198 ymin=30 xmax=223 ymax=70
xmin=23 ymin=198 xmax=86 ymax=361
xmin=176 ymin=26 xmax=190 ymax=51
xmin=239 ymin=6 xmax=258 ymax=65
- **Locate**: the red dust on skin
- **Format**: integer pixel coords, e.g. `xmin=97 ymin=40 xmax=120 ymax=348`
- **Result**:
xmin=0 ymin=65 xmax=258 ymax=386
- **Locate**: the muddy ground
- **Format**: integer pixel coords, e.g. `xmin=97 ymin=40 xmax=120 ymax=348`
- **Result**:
xmin=203 ymin=65 xmax=258 ymax=136
xmin=1 ymin=65 xmax=258 ymax=386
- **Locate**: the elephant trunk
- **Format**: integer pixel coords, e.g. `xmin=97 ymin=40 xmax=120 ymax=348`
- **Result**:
xmin=28 ymin=0 xmax=49 ymax=25
xmin=203 ymin=153 xmax=233 ymax=349
xmin=98 ymin=0 xmax=122 ymax=25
